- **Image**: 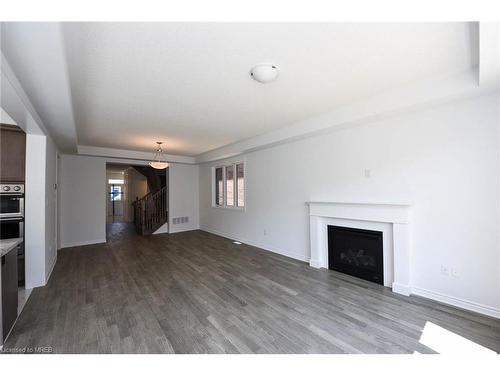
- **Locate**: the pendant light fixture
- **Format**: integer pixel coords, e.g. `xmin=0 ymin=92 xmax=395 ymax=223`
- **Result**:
xmin=149 ymin=141 xmax=169 ymax=169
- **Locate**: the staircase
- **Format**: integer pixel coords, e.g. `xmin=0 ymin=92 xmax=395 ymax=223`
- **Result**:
xmin=133 ymin=166 xmax=164 ymax=191
xmin=132 ymin=186 xmax=168 ymax=235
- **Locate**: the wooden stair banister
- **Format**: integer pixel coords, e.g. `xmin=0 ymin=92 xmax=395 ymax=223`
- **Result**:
xmin=132 ymin=186 xmax=168 ymax=235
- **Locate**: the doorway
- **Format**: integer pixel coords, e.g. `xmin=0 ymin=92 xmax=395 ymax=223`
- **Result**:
xmin=105 ymin=163 xmax=168 ymax=237
xmin=106 ymin=166 xmax=127 ymax=223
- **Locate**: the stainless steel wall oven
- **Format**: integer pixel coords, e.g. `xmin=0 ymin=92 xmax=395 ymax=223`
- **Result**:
xmin=0 ymin=184 xmax=24 ymax=219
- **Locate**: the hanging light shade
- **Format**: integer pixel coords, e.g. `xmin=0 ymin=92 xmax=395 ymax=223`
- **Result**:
xmin=149 ymin=141 xmax=169 ymax=169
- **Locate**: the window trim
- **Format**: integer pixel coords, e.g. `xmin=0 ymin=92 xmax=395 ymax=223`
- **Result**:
xmin=212 ymin=161 xmax=246 ymax=211
xmin=214 ymin=166 xmax=224 ymax=207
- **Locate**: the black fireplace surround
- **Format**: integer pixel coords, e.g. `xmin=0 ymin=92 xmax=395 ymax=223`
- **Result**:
xmin=328 ymin=225 xmax=384 ymax=285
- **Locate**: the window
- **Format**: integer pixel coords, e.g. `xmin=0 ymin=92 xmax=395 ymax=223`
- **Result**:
xmin=236 ymin=162 xmax=244 ymax=207
xmin=215 ymin=167 xmax=223 ymax=206
xmin=110 ymin=185 xmax=122 ymax=201
xmin=213 ymin=162 xmax=245 ymax=209
xmin=226 ymin=165 xmax=234 ymax=206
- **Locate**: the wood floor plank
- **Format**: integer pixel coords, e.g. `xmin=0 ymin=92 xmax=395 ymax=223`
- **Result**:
xmin=3 ymin=222 xmax=499 ymax=354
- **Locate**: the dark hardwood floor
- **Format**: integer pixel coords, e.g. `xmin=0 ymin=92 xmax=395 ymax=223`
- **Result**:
xmin=4 ymin=223 xmax=500 ymax=353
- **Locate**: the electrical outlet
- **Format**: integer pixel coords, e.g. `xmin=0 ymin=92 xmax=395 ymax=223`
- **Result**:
xmin=440 ymin=264 xmax=449 ymax=276
xmin=263 ymin=229 xmax=267 ymax=236
xmin=364 ymin=169 xmax=371 ymax=178
xmin=451 ymin=267 xmax=460 ymax=278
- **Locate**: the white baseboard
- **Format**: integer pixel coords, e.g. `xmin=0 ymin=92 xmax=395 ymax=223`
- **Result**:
xmin=411 ymin=286 xmax=500 ymax=319
xmin=200 ymin=227 xmax=309 ymax=263
xmin=169 ymin=225 xmax=200 ymax=234
xmin=153 ymin=222 xmax=169 ymax=234
xmin=61 ymin=238 xmax=106 ymax=249
xmin=392 ymin=282 xmax=412 ymax=296
xmin=45 ymin=254 xmax=57 ymax=282
xmin=309 ymin=259 xmax=323 ymax=268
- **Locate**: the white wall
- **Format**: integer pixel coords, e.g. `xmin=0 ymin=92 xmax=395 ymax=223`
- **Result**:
xmin=169 ymin=163 xmax=199 ymax=233
xmin=59 ymin=157 xmax=199 ymax=244
xmin=199 ymin=94 xmax=500 ymax=315
xmin=23 ymin=133 xmax=58 ymax=289
xmin=25 ymin=134 xmax=47 ymax=289
xmin=45 ymin=136 xmax=58 ymax=279
xmin=59 ymin=154 xmax=106 ymax=247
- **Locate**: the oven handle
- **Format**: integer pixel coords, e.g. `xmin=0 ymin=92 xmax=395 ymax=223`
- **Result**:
xmin=0 ymin=217 xmax=24 ymax=223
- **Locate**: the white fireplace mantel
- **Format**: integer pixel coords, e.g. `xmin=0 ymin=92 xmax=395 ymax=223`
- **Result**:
xmin=307 ymin=201 xmax=412 ymax=296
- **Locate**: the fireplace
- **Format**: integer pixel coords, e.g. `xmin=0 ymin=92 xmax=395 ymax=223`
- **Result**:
xmin=308 ymin=201 xmax=411 ymax=295
xmin=328 ymin=225 xmax=384 ymax=285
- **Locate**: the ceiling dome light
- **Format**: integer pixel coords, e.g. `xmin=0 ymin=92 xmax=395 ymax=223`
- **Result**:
xmin=149 ymin=141 xmax=169 ymax=169
xmin=250 ymin=64 xmax=279 ymax=83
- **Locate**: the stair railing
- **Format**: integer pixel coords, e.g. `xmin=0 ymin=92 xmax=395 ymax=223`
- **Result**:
xmin=132 ymin=186 xmax=168 ymax=235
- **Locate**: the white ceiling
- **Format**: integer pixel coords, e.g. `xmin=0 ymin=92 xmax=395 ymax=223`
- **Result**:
xmin=62 ymin=22 xmax=474 ymax=156
xmin=1 ymin=22 xmax=478 ymax=156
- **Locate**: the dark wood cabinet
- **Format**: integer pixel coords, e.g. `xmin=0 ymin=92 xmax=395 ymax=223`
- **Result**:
xmin=2 ymin=247 xmax=18 ymax=340
xmin=0 ymin=124 xmax=26 ymax=183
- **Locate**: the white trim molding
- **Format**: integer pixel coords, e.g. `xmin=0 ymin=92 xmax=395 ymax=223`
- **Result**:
xmin=412 ymin=287 xmax=500 ymax=319
xmin=45 ymin=254 xmax=57 ymax=282
xmin=201 ymin=227 xmax=309 ymax=263
xmin=77 ymin=145 xmax=196 ymax=164
xmin=61 ymin=238 xmax=106 ymax=249
xmin=153 ymin=222 xmax=169 ymax=235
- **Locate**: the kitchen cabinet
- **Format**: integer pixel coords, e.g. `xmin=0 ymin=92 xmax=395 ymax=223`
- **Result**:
xmin=0 ymin=124 xmax=26 ymax=183
xmin=2 ymin=246 xmax=18 ymax=340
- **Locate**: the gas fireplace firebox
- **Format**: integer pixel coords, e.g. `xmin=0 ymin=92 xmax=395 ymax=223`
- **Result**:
xmin=328 ymin=225 xmax=384 ymax=285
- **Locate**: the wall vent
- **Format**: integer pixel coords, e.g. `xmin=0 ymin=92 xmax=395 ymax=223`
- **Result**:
xmin=173 ymin=216 xmax=189 ymax=225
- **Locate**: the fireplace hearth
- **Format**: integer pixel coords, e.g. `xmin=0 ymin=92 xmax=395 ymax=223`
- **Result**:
xmin=328 ymin=225 xmax=384 ymax=285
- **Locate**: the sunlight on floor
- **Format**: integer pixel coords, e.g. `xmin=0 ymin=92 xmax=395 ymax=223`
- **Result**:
xmin=418 ymin=321 xmax=496 ymax=354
